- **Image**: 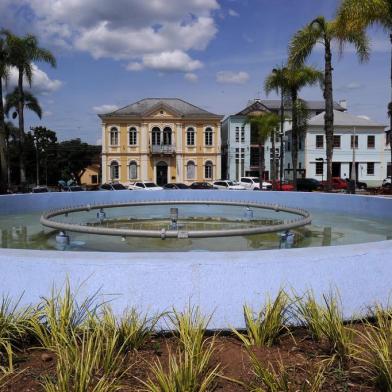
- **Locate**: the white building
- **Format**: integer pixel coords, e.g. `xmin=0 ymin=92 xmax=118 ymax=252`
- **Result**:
xmin=221 ymin=99 xmax=345 ymax=181
xmin=285 ymin=110 xmax=387 ymax=187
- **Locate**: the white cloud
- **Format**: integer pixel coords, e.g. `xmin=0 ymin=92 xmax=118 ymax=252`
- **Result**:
xmin=92 ymin=104 xmax=119 ymax=113
xmin=126 ymin=62 xmax=143 ymax=71
xmin=96 ymin=138 xmax=102 ymax=145
xmin=337 ymin=81 xmax=363 ymax=92
xmin=216 ymin=71 xmax=249 ymax=84
xmin=141 ymin=50 xmax=203 ymax=72
xmin=43 ymin=110 xmax=52 ymax=117
xmin=8 ymin=64 xmax=62 ymax=95
xmin=184 ymin=72 xmax=198 ymax=82
xmin=228 ymin=9 xmax=239 ymax=17
xmin=5 ymin=0 xmax=219 ymax=74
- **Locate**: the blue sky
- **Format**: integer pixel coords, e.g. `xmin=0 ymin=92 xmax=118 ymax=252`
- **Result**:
xmin=1 ymin=0 xmax=390 ymax=144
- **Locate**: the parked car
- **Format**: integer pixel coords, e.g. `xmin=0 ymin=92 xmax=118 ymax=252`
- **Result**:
xmin=99 ymin=183 xmax=127 ymax=191
xmin=320 ymin=177 xmax=348 ymax=190
xmin=270 ymin=180 xmax=294 ymax=191
xmin=344 ymin=178 xmax=367 ymax=190
xmin=32 ymin=186 xmax=49 ymax=193
xmin=189 ymin=182 xmax=215 ymax=190
xmin=296 ymin=178 xmax=321 ymax=192
xmin=163 ymin=183 xmax=190 ymax=190
xmin=382 ymin=176 xmax=391 ymax=188
xmin=61 ymin=185 xmax=84 ymax=192
xmin=240 ymin=177 xmax=272 ymax=190
xmin=129 ymin=181 xmax=163 ymax=190
xmin=212 ymin=180 xmax=246 ymax=190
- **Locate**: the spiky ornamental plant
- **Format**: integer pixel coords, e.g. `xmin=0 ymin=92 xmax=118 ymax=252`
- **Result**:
xmin=289 ymin=16 xmax=369 ymax=191
xmin=337 ymin=0 xmax=392 ymax=181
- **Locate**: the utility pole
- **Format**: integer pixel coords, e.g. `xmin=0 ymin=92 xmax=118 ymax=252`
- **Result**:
xmin=350 ymin=127 xmax=357 ymax=194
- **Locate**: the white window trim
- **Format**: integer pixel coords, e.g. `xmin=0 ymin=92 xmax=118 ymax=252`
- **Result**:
xmin=109 ymin=160 xmax=120 ymax=180
xmin=204 ymin=160 xmax=214 ymax=180
xmin=186 ymin=160 xmax=196 ymax=180
xmin=186 ymin=126 xmax=197 ymax=147
xmin=108 ymin=125 xmax=120 ymax=147
xmin=128 ymin=160 xmax=139 ymax=180
xmin=204 ymin=125 xmax=214 ymax=147
xmin=127 ymin=125 xmax=139 ymax=146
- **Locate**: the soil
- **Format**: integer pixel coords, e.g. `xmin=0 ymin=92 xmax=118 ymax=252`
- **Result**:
xmin=2 ymin=328 xmax=376 ymax=391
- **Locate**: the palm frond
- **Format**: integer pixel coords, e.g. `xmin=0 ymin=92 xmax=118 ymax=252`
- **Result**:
xmin=288 ymin=17 xmax=324 ymax=67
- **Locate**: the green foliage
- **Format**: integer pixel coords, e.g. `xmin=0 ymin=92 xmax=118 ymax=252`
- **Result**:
xmin=353 ymin=304 xmax=392 ymax=391
xmin=41 ymin=327 xmax=126 ymax=392
xmin=142 ymin=306 xmax=219 ymax=392
xmin=232 ymin=289 xmax=289 ymax=348
xmin=4 ymin=87 xmax=43 ymax=120
xmin=247 ymin=351 xmax=327 ymax=392
xmin=294 ymin=291 xmax=354 ymax=363
xmin=29 ymin=280 xmax=101 ymax=348
xmin=95 ymin=306 xmax=160 ymax=352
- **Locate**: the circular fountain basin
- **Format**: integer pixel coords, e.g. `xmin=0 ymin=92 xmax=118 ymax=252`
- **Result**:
xmin=0 ymin=190 xmax=391 ymax=328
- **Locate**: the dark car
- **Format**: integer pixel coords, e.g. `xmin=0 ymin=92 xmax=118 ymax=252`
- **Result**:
xmin=99 ymin=183 xmax=127 ymax=191
xmin=32 ymin=186 xmax=49 ymax=193
xmin=62 ymin=185 xmax=84 ymax=192
xmin=296 ymin=178 xmax=321 ymax=192
xmin=164 ymin=183 xmax=190 ymax=190
xmin=189 ymin=182 xmax=215 ymax=190
xmin=345 ymin=178 xmax=367 ymax=190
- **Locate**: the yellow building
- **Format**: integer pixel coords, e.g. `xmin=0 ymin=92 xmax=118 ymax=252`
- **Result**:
xmin=80 ymin=164 xmax=100 ymax=187
xmin=99 ymin=98 xmax=223 ymax=185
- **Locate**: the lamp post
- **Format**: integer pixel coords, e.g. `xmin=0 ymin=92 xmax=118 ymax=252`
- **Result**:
xmin=350 ymin=127 xmax=357 ymax=194
xmin=315 ymin=157 xmax=324 ymax=183
xmin=30 ymin=126 xmax=40 ymax=188
xmin=279 ymin=131 xmax=284 ymax=190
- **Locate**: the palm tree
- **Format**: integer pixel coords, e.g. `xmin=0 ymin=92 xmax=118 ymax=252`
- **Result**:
xmin=247 ymin=112 xmax=280 ymax=187
xmin=264 ymin=66 xmax=288 ymax=188
xmin=3 ymin=31 xmax=56 ymax=184
xmin=269 ymin=66 xmax=322 ymax=189
xmin=0 ymin=37 xmax=10 ymax=190
xmin=288 ymin=16 xmax=369 ymax=190
xmin=4 ymin=88 xmax=42 ymax=120
xmin=336 ymin=0 xmax=392 ymax=179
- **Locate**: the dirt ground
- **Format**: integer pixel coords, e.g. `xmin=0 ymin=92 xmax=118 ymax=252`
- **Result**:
xmin=2 ymin=328 xmax=376 ymax=392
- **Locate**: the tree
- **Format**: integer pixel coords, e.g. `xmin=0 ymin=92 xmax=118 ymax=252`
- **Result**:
xmin=4 ymin=88 xmax=42 ymax=120
xmin=267 ymin=66 xmax=322 ymax=189
xmin=0 ymin=37 xmax=10 ymax=191
xmin=264 ymin=66 xmax=288 ymax=188
xmin=288 ymin=16 xmax=369 ymax=190
xmin=3 ymin=31 xmax=56 ymax=184
xmin=30 ymin=126 xmax=57 ymax=185
xmin=247 ymin=112 xmax=280 ymax=187
xmin=336 ymin=0 xmax=392 ymax=179
xmin=57 ymin=139 xmax=101 ymax=184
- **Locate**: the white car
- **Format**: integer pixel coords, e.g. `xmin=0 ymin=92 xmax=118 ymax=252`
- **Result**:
xmin=213 ymin=180 xmax=246 ymax=190
xmin=129 ymin=181 xmax=163 ymax=190
xmin=240 ymin=177 xmax=272 ymax=190
xmin=382 ymin=176 xmax=391 ymax=188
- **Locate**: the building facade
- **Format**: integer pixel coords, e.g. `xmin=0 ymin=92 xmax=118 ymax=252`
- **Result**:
xmin=99 ymin=98 xmax=223 ymax=185
xmin=285 ymin=110 xmax=387 ymax=186
xmin=221 ymin=99 xmax=345 ymax=181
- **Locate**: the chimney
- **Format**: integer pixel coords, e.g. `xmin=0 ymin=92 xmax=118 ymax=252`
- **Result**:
xmin=339 ymin=99 xmax=347 ymax=111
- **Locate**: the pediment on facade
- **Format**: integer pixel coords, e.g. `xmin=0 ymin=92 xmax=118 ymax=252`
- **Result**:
xmin=142 ymin=102 xmax=182 ymax=118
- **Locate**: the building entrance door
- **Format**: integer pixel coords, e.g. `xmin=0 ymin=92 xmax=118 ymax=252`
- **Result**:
xmin=332 ymin=162 xmax=341 ymax=177
xmin=156 ymin=162 xmax=168 ymax=186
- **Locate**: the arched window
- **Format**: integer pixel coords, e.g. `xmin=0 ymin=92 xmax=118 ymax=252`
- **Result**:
xmin=163 ymin=127 xmax=172 ymax=145
xmin=110 ymin=127 xmax=118 ymax=145
xmin=186 ymin=127 xmax=195 ymax=146
xmin=152 ymin=127 xmax=160 ymax=145
xmin=205 ymin=127 xmax=213 ymax=146
xmin=205 ymin=161 xmax=213 ymax=179
xmin=129 ymin=127 xmax=137 ymax=145
xmin=129 ymin=161 xmax=137 ymax=179
xmin=186 ymin=161 xmax=195 ymax=179
xmin=110 ymin=161 xmax=119 ymax=180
